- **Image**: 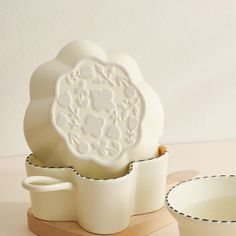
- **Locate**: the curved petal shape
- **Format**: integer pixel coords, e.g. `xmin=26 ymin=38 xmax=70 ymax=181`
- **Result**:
xmin=24 ymin=40 xmax=164 ymax=178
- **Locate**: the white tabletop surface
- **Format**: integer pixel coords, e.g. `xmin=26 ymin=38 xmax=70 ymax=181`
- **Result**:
xmin=1 ymin=140 xmax=236 ymax=236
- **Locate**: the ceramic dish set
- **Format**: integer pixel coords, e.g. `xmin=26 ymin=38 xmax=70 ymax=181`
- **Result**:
xmin=22 ymin=41 xmax=236 ymax=235
xmin=23 ymin=152 xmax=168 ymax=234
xmin=22 ymin=41 xmax=168 ymax=234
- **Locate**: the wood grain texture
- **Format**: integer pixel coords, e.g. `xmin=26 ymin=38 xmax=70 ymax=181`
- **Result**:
xmin=28 ymin=207 xmax=174 ymax=236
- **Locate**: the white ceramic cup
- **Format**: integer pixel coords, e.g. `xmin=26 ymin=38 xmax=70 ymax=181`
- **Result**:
xmin=166 ymin=175 xmax=236 ymax=236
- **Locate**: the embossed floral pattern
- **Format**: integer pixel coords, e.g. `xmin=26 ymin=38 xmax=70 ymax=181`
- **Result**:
xmin=52 ymin=59 xmax=144 ymax=163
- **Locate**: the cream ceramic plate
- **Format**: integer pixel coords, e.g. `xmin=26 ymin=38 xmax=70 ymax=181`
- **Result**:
xmin=24 ymin=41 xmax=164 ymax=178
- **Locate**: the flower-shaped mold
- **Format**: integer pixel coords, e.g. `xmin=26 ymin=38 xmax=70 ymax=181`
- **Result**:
xmin=53 ymin=59 xmax=144 ymax=164
xmin=24 ymin=41 xmax=164 ymax=179
xmin=22 ymin=151 xmax=168 ymax=234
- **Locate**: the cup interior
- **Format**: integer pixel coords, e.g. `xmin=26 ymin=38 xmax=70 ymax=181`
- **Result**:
xmin=167 ymin=176 xmax=236 ymax=221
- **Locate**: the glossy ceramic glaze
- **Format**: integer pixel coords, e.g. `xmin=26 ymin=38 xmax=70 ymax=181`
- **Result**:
xmin=166 ymin=175 xmax=236 ymax=236
xmin=22 ymin=152 xmax=168 ymax=234
xmin=24 ymin=40 xmax=164 ymax=179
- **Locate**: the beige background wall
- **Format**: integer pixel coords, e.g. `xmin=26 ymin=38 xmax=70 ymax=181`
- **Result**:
xmin=0 ymin=0 xmax=236 ymax=156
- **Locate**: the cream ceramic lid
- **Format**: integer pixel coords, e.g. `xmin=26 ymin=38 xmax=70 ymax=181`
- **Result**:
xmin=24 ymin=41 xmax=164 ymax=178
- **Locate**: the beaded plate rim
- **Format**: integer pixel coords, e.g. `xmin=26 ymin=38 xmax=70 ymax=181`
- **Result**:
xmin=26 ymin=150 xmax=168 ymax=181
xmin=165 ymin=175 xmax=236 ymax=224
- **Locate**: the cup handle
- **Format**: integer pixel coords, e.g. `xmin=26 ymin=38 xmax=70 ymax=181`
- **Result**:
xmin=22 ymin=176 xmax=73 ymax=192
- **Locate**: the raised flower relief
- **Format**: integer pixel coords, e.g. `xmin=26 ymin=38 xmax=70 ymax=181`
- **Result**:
xmin=92 ymin=140 xmax=121 ymax=157
xmin=126 ymin=116 xmax=139 ymax=144
xmin=68 ymin=132 xmax=90 ymax=155
xmin=106 ymin=110 xmax=122 ymax=139
xmin=66 ymin=71 xmax=80 ymax=84
xmin=94 ymin=65 xmax=115 ymax=86
xmin=52 ymin=58 xmax=145 ymax=163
